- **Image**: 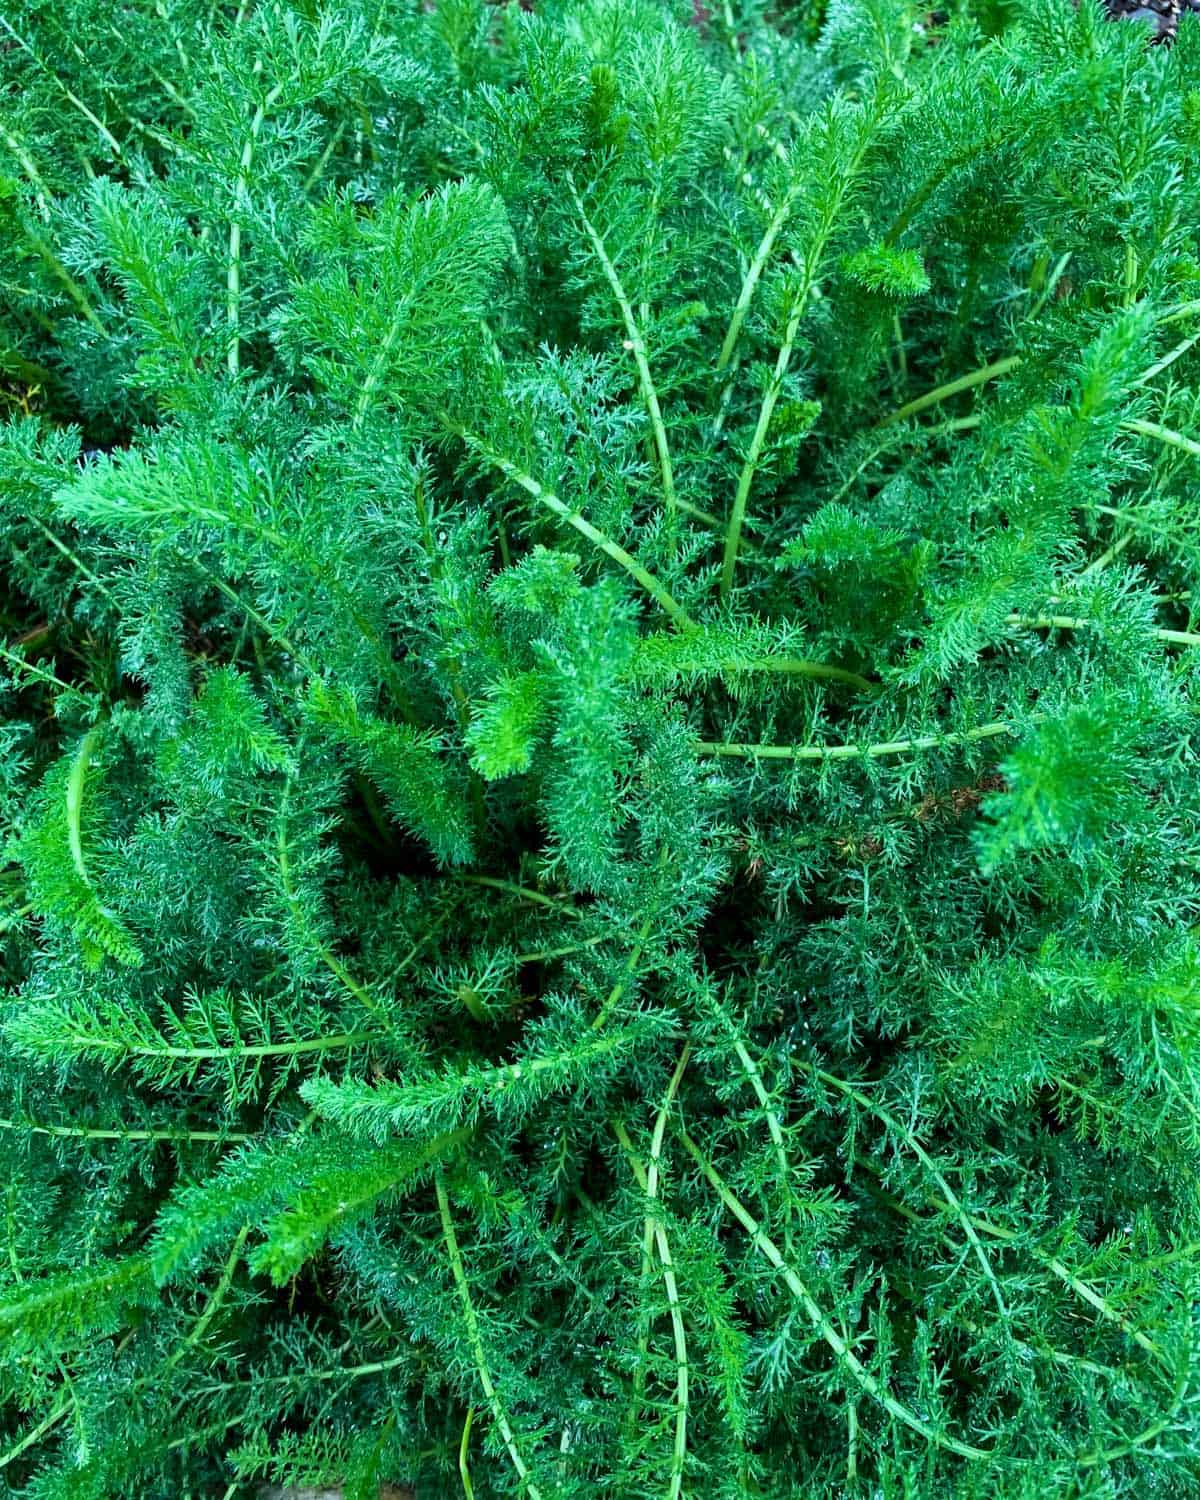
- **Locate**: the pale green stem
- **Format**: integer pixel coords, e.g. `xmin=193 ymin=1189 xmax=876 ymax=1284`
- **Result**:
xmin=1008 ymin=612 xmax=1200 ymax=648
xmin=0 ymin=1400 xmax=71 ymax=1468
xmin=647 ymin=1049 xmax=690 ymax=1500
xmin=613 ymin=1084 xmax=691 ymax=1500
xmin=1158 ymin=298 xmax=1200 ymax=326
xmin=29 ymin=515 xmax=115 ymax=599
xmin=1080 ymin=531 xmax=1133 ymax=578
xmin=0 ymin=1117 xmax=251 ymax=1142
xmin=460 ymin=436 xmax=691 ymax=625
xmin=720 ymin=122 xmax=876 ymax=595
xmin=807 ymin=1065 xmax=1007 ymax=1318
xmin=875 ymin=355 xmax=1023 ymax=428
xmin=1137 ymin=328 xmax=1200 ymax=385
xmin=476 ymin=1029 xmax=633 ymax=1092
xmin=163 ymin=1226 xmax=249 ymax=1371
xmin=514 ymin=935 xmax=606 ymax=964
xmin=679 ymin=1128 xmax=991 ymax=1460
xmin=1026 ymin=251 xmax=1072 ymax=321
xmin=676 ymin=495 xmax=728 ymax=531
xmin=456 ymin=874 xmax=580 ymax=914
xmin=631 ymin=641 xmax=876 ymax=692
xmin=934 ymin=1197 xmax=1168 ymax=1372
xmin=0 ymin=647 xmax=74 ymax=693
xmin=726 ymin=1028 xmax=793 ymax=1244
xmin=0 ymin=120 xmax=51 ymax=220
xmin=592 ymin=849 xmax=669 ymax=1033
xmin=276 ymin=773 xmax=385 ymax=1020
xmin=1122 ymin=416 xmax=1200 ymax=458
xmin=227 ymin=68 xmax=283 ymax=375
xmin=436 ymin=1174 xmax=544 ymax=1500
xmin=0 ymin=903 xmax=33 ymax=937
xmin=720 ymin=276 xmax=806 ymax=601
xmin=696 ymin=717 xmax=1028 ymax=762
xmin=459 ymin=1407 xmax=476 ymax=1500
xmin=0 ymin=19 xmax=126 ymax=159
xmin=875 ymin=315 xmax=1200 ymax=435
xmin=731 ymin=657 xmax=877 ymax=692
xmin=79 ymin=1030 xmax=382 ymax=1062
xmin=567 ymin=176 xmax=676 ymax=517
xmin=303 ymin=119 xmax=347 ymax=194
xmin=66 ymin=728 xmax=101 ymax=885
xmin=717 ymin=180 xmax=800 ymax=374
xmin=7 ymin=205 xmax=106 ymax=331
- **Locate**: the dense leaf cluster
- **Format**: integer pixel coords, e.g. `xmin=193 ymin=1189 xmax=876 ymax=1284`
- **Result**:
xmin=3 ymin=0 xmax=1200 ymax=1494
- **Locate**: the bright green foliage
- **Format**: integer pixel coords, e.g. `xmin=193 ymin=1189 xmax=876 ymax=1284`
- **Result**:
xmin=5 ymin=1 xmax=1200 ymax=1496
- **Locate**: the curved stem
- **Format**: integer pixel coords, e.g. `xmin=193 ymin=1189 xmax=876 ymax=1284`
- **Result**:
xmin=436 ymin=1173 xmax=544 ymax=1500
xmin=678 ymin=1127 xmax=991 ymax=1461
xmin=807 ymin=1065 xmax=1007 ymax=1318
xmin=461 ymin=437 xmax=692 ymax=626
xmin=720 ymin=282 xmax=805 ymax=600
xmin=717 ymin=180 xmax=800 ymax=374
xmin=567 ymin=176 xmax=676 ymax=519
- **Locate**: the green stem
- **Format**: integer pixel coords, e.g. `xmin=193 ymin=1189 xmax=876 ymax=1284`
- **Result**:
xmin=189 ymin=561 xmax=319 ymax=677
xmin=163 ymin=1226 xmax=249 ymax=1371
xmin=648 ymin=1049 xmax=690 ymax=1500
xmin=717 ymin=179 xmax=800 ymax=374
xmin=613 ymin=1065 xmax=691 ymax=1500
xmin=720 ymin=118 xmax=875 ymax=597
xmin=89 ymin=1030 xmax=381 ymax=1062
xmin=514 ymin=935 xmax=606 ymax=965
xmin=805 ymin=1065 xmax=1007 ymax=1317
xmin=227 ymin=66 xmax=283 ymax=375
xmin=456 ymin=874 xmax=579 ymax=914
xmin=0 ymin=120 xmax=51 ymax=219
xmin=1122 ymin=416 xmax=1200 ymax=458
xmin=10 ymin=210 xmax=106 ymax=333
xmin=696 ymin=717 xmax=1026 ymax=762
xmin=0 ymin=903 xmax=33 ymax=937
xmin=28 ymin=515 xmax=115 ymax=600
xmin=1158 ymin=297 xmax=1200 ymax=326
xmin=436 ymin=1174 xmax=544 ymax=1500
xmin=734 ymin=657 xmax=877 ymax=692
xmin=459 ymin=1407 xmax=476 ymax=1500
xmin=1137 ymin=328 xmax=1200 ymax=385
xmin=461 ymin=436 xmax=692 ymax=626
xmin=0 ymin=1399 xmax=72 ymax=1469
xmin=720 ymin=279 xmax=806 ymax=601
xmin=592 ymin=848 xmax=669 ymax=1032
xmin=276 ymin=772 xmax=385 ymax=1021
xmin=713 ymin=1008 xmax=794 ymax=1246
xmin=303 ymin=118 xmax=347 ymax=194
xmin=943 ymin=1198 xmax=1168 ymax=1371
xmin=0 ymin=1117 xmax=251 ymax=1142
xmin=66 ymin=728 xmax=101 ymax=886
xmin=1007 ymin=613 xmax=1200 ymax=648
xmin=567 ymin=176 xmax=676 ymax=518
xmin=875 ymin=355 xmax=1022 ymax=428
xmin=0 ymin=648 xmax=74 ymax=694
xmin=678 ymin=1127 xmax=991 ymax=1460
xmin=0 ymin=19 xmax=125 ymax=159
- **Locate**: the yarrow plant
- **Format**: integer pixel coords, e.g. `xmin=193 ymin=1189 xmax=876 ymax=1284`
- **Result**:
xmin=3 ymin=0 xmax=1200 ymax=1494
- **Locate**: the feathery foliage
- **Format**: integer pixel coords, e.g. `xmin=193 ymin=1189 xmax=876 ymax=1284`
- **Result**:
xmin=4 ymin=0 xmax=1200 ymax=1495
